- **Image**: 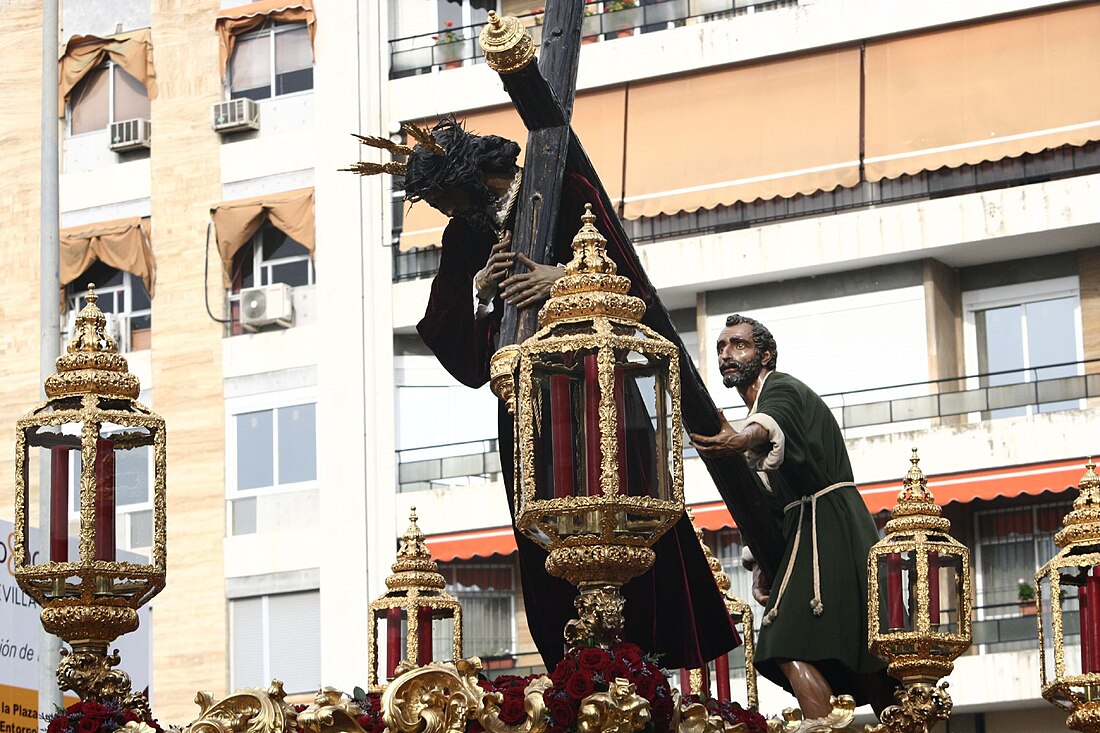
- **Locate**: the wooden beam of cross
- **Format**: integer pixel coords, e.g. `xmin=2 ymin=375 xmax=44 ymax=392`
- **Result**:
xmin=479 ymin=3 xmax=786 ymax=578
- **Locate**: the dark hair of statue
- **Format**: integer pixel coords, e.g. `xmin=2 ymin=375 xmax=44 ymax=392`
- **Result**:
xmin=401 ymin=115 xmax=521 ymax=213
xmin=725 ymin=314 xmax=778 ymax=371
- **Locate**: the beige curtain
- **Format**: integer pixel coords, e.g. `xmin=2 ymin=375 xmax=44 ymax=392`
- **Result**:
xmin=210 ymin=189 xmax=315 ymax=287
xmin=864 ymin=4 xmax=1100 ymax=181
xmin=622 ymin=48 xmax=862 ymax=219
xmin=58 ymin=29 xmax=158 ymax=118
xmin=396 ymin=89 xmax=628 ymax=251
xmin=60 ymin=217 xmax=155 ymax=296
xmin=216 ymin=0 xmax=317 ymax=78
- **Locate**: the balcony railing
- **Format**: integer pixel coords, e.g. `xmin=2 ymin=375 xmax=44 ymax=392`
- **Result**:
xmin=396 ymin=360 xmax=1100 ymax=493
xmin=390 ymin=142 xmax=1100 ymax=283
xmin=389 ymin=0 xmax=790 ymax=79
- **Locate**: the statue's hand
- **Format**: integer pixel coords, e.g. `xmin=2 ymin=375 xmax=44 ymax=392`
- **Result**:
xmin=690 ymin=411 xmax=768 ymax=458
xmin=500 ymin=253 xmax=564 ymax=309
xmin=474 ymin=232 xmax=514 ymax=303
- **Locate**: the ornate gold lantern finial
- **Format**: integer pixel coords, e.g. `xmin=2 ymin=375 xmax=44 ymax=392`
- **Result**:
xmin=367 ymin=508 xmax=463 ymax=692
xmin=479 ymin=11 xmax=536 ymax=74
xmin=494 ymin=204 xmax=684 ymax=651
xmin=1037 ymin=457 xmax=1100 ymax=733
xmin=13 ymin=282 xmax=166 ymax=715
xmin=866 ymin=449 xmax=971 ymax=733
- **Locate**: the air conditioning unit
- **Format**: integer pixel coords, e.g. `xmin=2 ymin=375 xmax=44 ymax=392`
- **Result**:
xmin=240 ymin=284 xmax=294 ymax=332
xmin=109 ymin=118 xmax=151 ymax=152
xmin=212 ymin=98 xmax=260 ymax=134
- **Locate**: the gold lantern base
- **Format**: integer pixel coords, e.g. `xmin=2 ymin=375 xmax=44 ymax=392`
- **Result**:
xmin=57 ymin=644 xmax=149 ymax=716
xmin=1067 ymin=701 xmax=1100 ymax=733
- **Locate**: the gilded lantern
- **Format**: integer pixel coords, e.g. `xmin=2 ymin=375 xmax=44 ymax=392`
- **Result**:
xmin=491 ymin=204 xmax=683 ymax=645
xmin=1036 ymin=458 xmax=1100 ymax=732
xmin=367 ymin=509 xmax=463 ymax=692
xmin=12 ymin=287 xmax=166 ymax=709
xmin=867 ymin=449 xmax=972 ymax=685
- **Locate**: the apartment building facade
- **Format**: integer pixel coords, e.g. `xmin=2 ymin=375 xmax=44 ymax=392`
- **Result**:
xmin=0 ymin=0 xmax=1098 ymax=730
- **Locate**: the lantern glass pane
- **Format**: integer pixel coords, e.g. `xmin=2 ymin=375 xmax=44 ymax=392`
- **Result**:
xmin=375 ymin=607 xmax=409 ymax=682
xmin=621 ymin=361 xmax=670 ymax=502
xmin=24 ymin=423 xmax=83 ymax=569
xmin=529 ymin=356 xmax=589 ymax=502
xmin=877 ymin=551 xmax=914 ymax=636
xmin=931 ymin=550 xmax=961 ymax=634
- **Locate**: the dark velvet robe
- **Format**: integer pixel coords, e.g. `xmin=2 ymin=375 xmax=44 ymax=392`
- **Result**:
xmin=417 ymin=174 xmax=739 ymax=670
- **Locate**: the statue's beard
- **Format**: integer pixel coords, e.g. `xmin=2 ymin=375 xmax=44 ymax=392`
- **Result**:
xmin=722 ymin=354 xmax=763 ymax=389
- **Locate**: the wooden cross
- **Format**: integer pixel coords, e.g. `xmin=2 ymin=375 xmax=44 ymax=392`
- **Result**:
xmin=483 ymin=0 xmax=786 ymax=577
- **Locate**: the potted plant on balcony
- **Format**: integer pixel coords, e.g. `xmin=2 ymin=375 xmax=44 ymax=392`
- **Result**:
xmin=432 ymin=21 xmax=466 ymax=69
xmin=1019 ymin=578 xmax=1038 ymax=615
xmin=601 ymin=0 xmax=641 ymax=37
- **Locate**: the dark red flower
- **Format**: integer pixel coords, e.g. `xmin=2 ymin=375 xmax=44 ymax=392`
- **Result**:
xmin=547 ymin=695 xmax=577 ymax=727
xmin=577 ymin=647 xmax=611 ymax=672
xmin=47 ymin=716 xmax=70 ymax=733
xmin=499 ymin=697 xmax=527 ymax=725
xmin=650 ymin=693 xmax=674 ymax=725
xmin=632 ymin=672 xmax=657 ymax=700
xmin=75 ymin=716 xmax=101 ymax=733
xmin=564 ymin=669 xmax=595 ymax=701
xmin=605 ymin=660 xmax=631 ymax=681
xmin=549 ymin=658 xmax=577 ymax=686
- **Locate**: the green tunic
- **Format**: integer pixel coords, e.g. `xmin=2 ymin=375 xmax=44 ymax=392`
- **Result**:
xmin=744 ymin=371 xmax=885 ymax=703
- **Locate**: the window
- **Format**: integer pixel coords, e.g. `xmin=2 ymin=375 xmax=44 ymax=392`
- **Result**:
xmin=229 ymin=22 xmax=313 ymax=101
xmin=963 ymin=277 xmax=1083 ymax=419
xmin=67 ymin=263 xmax=152 ymax=353
xmin=231 ymin=591 xmax=320 ymax=693
xmin=975 ymin=502 xmax=1070 ymax=615
xmin=228 ymin=398 xmax=317 ymax=535
xmin=69 ymin=62 xmax=150 ymax=135
xmin=227 ymin=222 xmax=315 ymax=333
xmin=436 ymin=561 xmax=516 ymax=659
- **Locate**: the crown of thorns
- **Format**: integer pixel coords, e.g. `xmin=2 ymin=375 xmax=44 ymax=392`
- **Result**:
xmin=341 ymin=121 xmax=445 ymax=177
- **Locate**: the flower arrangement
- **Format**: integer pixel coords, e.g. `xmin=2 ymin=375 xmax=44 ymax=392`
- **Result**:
xmin=45 ymin=701 xmax=164 ymax=733
xmin=681 ymin=695 xmax=768 ymax=733
xmin=604 ymin=0 xmax=638 ymax=11
xmin=432 ymin=21 xmax=463 ymax=45
xmin=339 ymin=642 xmax=685 ymax=733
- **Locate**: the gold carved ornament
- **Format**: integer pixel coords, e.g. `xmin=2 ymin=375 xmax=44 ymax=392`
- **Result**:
xmin=491 ymin=204 xmax=684 ymax=650
xmin=12 ymin=286 xmax=167 ymax=712
xmin=864 ymin=450 xmax=971 ymax=733
xmin=1036 ymin=458 xmax=1100 ymax=733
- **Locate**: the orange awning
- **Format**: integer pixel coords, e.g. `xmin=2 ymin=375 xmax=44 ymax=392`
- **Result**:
xmin=422 ymin=458 xmax=1086 ymax=560
xmin=424 ymin=526 xmax=517 ymax=563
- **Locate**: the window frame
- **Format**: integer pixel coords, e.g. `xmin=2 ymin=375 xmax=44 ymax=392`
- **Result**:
xmin=225 ymin=388 xmax=319 ymax=499
xmin=961 ymin=275 xmax=1084 ymax=418
xmin=437 ymin=559 xmax=518 ymax=658
xmin=66 ymin=60 xmax=151 ymax=137
xmin=227 ymin=20 xmax=314 ymax=102
xmin=226 ymin=222 xmax=316 ymax=330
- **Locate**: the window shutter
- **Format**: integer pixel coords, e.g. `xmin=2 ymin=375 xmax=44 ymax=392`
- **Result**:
xmin=231 ymin=597 xmax=265 ymax=689
xmin=268 ymin=591 xmax=321 ymax=694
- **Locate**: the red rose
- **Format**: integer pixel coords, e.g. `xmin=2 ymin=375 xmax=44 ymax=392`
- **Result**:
xmin=577 ymin=647 xmax=611 ymax=672
xmin=47 ymin=716 xmax=70 ymax=733
xmin=547 ymin=696 xmax=576 ymax=727
xmin=650 ymin=693 xmax=674 ymax=725
xmin=76 ymin=716 xmax=101 ymax=733
xmin=549 ymin=658 xmax=577 ymax=686
xmin=633 ymin=672 xmax=657 ymax=700
xmin=606 ymin=661 xmax=631 ymax=681
xmin=499 ymin=697 xmax=527 ymax=725
xmin=564 ymin=669 xmax=595 ymax=701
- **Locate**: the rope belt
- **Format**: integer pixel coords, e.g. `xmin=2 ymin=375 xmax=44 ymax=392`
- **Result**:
xmin=761 ymin=481 xmax=856 ymax=627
